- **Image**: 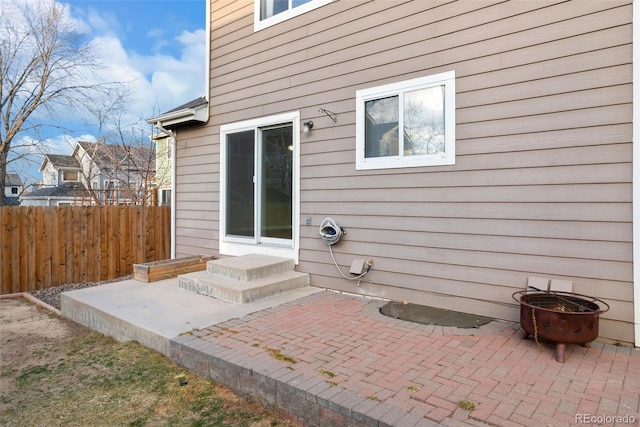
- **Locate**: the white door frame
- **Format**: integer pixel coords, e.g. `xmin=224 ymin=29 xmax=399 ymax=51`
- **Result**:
xmin=219 ymin=111 xmax=301 ymax=262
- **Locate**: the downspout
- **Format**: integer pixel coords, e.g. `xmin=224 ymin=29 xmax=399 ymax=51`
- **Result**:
xmin=205 ymin=0 xmax=211 ymax=104
xmin=154 ymin=122 xmax=177 ymax=259
xmin=633 ymin=0 xmax=639 ymax=347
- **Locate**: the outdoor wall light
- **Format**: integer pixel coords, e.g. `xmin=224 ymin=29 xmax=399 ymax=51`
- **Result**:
xmin=303 ymin=120 xmax=314 ymax=133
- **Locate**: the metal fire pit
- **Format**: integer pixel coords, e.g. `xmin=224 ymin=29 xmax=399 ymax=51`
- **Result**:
xmin=512 ymin=290 xmax=609 ymax=363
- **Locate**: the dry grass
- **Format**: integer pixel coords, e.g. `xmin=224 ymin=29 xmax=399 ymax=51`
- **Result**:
xmin=1 ymin=323 xmax=296 ymax=427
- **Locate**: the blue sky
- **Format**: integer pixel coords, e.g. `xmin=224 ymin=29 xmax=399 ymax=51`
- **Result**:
xmin=68 ymin=0 xmax=204 ymax=83
xmin=64 ymin=0 xmax=207 ymax=122
xmin=10 ymin=0 xmax=206 ymax=184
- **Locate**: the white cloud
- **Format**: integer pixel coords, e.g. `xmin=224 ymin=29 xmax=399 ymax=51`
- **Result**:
xmin=14 ymin=133 xmax=96 ymax=157
xmin=177 ymin=28 xmax=204 ymax=46
xmin=89 ymin=26 xmax=206 ymax=120
xmin=85 ymin=7 xmax=119 ymax=35
xmin=3 ymin=0 xmax=92 ymax=34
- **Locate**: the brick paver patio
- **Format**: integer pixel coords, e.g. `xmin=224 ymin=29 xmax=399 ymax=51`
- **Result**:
xmin=171 ymin=291 xmax=640 ymax=426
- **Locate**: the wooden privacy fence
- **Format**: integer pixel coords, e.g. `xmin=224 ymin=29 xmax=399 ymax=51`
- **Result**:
xmin=0 ymin=205 xmax=171 ymax=295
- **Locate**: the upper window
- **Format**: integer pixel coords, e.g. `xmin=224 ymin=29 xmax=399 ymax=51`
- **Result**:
xmin=356 ymin=71 xmax=456 ymax=170
xmin=62 ymin=170 xmax=79 ymax=181
xmin=255 ymin=0 xmax=332 ymax=31
xmin=160 ymin=189 xmax=171 ymax=206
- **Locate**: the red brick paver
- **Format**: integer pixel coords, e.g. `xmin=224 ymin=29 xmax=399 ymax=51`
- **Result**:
xmin=195 ymin=292 xmax=640 ymax=426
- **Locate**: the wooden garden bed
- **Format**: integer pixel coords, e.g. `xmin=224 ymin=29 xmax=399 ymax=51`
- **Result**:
xmin=133 ymin=255 xmax=215 ymax=282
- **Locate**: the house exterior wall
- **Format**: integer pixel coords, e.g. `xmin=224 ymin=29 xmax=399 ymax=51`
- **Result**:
xmin=175 ymin=0 xmax=634 ymax=343
xmin=3 ymin=186 xmax=19 ymax=198
xmin=42 ymin=162 xmax=59 ymax=187
xmin=19 ymin=198 xmax=49 ymax=206
xmin=153 ymin=135 xmax=173 ymax=206
xmin=154 ymin=136 xmax=171 ymax=187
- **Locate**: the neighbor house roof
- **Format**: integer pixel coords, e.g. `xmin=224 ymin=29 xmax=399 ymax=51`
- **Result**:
xmin=39 ymin=154 xmax=81 ymax=172
xmin=74 ymin=141 xmax=155 ymax=172
xmin=5 ymin=173 xmax=22 ymax=186
xmin=21 ymin=182 xmax=86 ymax=199
xmin=4 ymin=197 xmax=20 ymax=206
xmin=146 ymin=96 xmax=208 ymax=128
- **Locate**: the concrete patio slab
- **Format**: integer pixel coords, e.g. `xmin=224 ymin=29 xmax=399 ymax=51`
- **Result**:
xmin=61 ymin=277 xmax=321 ymax=356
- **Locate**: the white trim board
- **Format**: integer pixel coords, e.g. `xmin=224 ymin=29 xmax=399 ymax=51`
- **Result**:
xmin=633 ymin=0 xmax=639 ymax=347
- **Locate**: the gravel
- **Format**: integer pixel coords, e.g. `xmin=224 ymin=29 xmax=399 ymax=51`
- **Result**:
xmin=29 ymin=276 xmax=132 ymax=310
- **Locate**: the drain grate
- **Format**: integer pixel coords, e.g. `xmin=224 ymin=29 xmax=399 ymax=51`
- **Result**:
xmin=380 ymin=302 xmax=494 ymax=329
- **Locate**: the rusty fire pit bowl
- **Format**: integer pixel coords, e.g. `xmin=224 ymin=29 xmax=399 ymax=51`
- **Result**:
xmin=512 ymin=290 xmax=609 ymax=363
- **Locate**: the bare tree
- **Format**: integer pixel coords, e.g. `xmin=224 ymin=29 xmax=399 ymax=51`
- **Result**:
xmin=72 ymin=137 xmax=155 ymax=206
xmin=0 ymin=0 xmax=116 ymax=205
xmin=70 ymin=90 xmax=158 ymax=206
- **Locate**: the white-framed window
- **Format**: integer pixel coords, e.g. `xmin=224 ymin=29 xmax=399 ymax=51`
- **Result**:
xmin=160 ymin=189 xmax=171 ymax=206
xmin=220 ymin=111 xmax=301 ymax=262
xmin=355 ymin=71 xmax=456 ymax=170
xmin=254 ymin=0 xmax=332 ymax=31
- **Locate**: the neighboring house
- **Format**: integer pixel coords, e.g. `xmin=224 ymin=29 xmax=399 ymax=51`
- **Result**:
xmin=21 ymin=141 xmax=155 ymax=206
xmin=148 ymin=1 xmax=638 ymax=346
xmin=150 ymin=132 xmax=173 ymax=206
xmin=3 ymin=173 xmax=23 ymax=205
xmin=147 ymin=97 xmax=208 ymax=207
xmin=20 ymin=154 xmax=84 ymax=206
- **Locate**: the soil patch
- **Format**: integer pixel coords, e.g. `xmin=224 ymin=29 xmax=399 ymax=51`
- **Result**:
xmin=0 ymin=298 xmax=297 ymax=427
xmin=380 ymin=301 xmax=494 ymax=328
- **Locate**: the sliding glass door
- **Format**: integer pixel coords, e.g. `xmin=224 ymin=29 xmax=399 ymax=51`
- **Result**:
xmin=260 ymin=125 xmax=293 ymax=241
xmin=224 ymin=122 xmax=293 ymax=247
xmin=226 ymin=130 xmax=255 ymax=238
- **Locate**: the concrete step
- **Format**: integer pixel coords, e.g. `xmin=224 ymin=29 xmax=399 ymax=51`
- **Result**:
xmin=178 ymin=254 xmax=311 ymax=305
xmin=178 ymin=270 xmax=310 ymax=304
xmin=206 ymin=254 xmax=295 ymax=281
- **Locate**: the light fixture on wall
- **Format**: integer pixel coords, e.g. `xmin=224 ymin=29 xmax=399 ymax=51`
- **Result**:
xmin=303 ymin=120 xmax=314 ymax=133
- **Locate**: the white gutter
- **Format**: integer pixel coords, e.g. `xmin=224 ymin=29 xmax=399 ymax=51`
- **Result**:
xmin=633 ymin=0 xmax=639 ymax=347
xmin=149 ymin=103 xmax=208 ymax=128
xmin=152 ymin=109 xmax=193 ymax=123
xmin=154 ymin=122 xmax=177 ymax=259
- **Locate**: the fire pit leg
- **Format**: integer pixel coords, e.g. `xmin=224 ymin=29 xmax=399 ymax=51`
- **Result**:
xmin=582 ymin=342 xmax=592 ymax=348
xmin=556 ymin=343 xmax=566 ymax=363
xmin=521 ymin=331 xmax=530 ymax=340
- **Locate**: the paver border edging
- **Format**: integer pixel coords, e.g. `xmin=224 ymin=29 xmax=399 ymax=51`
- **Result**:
xmin=169 ymin=333 xmax=436 ymax=427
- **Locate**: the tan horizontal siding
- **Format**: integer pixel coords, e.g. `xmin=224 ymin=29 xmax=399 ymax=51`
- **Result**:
xmin=303 ymin=184 xmax=631 ymax=204
xmin=301 ymin=215 xmax=632 ymax=243
xmin=302 ymin=201 xmax=631 ymax=222
xmin=301 ymin=164 xmax=631 ymax=189
xmin=211 ymin=3 xmax=630 ymax=99
xmin=172 ymin=0 xmax=635 ymax=343
xmin=457 ymin=124 xmax=632 ymax=155
xmin=303 ymin=143 xmax=631 ymax=169
xmin=173 ymin=125 xmax=219 ymax=257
